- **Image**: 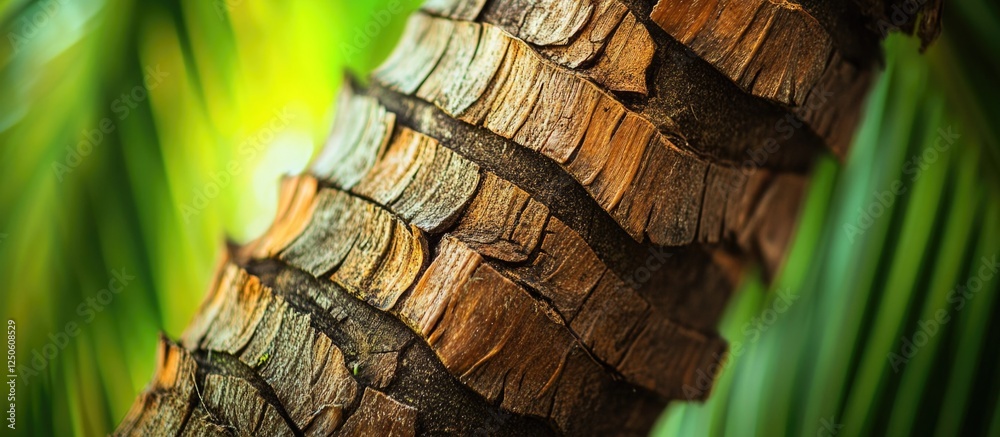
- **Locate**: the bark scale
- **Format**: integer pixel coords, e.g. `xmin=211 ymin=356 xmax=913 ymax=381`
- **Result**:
xmin=116 ymin=0 xmax=941 ymax=435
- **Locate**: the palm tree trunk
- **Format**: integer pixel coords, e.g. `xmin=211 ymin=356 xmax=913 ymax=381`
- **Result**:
xmin=116 ymin=0 xmax=940 ymax=435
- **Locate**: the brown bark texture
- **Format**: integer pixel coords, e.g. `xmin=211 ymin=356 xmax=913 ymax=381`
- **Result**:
xmin=116 ymin=0 xmax=941 ymax=435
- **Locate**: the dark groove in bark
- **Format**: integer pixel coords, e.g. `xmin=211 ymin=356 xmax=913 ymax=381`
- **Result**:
xmin=241 ymin=256 xmax=559 ymax=436
xmin=174 ymin=385 xmax=197 ymax=437
xmin=268 ymin=179 xmax=719 ymax=397
xmin=628 ymin=13 xmax=828 ymax=170
xmin=363 ymin=80 xmax=665 ymax=272
xmin=691 ymin=165 xmax=712 ymax=247
xmin=363 ymin=81 xmax=741 ymax=327
xmin=191 ymin=349 xmax=305 ymax=436
xmin=314 ymin=161 xmax=733 ymax=322
xmin=471 ymin=0 xmax=830 ymax=170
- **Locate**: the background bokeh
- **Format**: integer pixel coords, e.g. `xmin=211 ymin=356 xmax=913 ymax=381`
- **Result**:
xmin=0 ymin=0 xmax=997 ymax=435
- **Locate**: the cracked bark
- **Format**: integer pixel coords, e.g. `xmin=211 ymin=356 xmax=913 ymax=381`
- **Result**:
xmin=117 ymin=0 xmax=941 ymax=435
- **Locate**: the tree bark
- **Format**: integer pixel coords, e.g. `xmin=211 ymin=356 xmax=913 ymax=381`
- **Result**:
xmin=116 ymin=0 xmax=941 ymax=435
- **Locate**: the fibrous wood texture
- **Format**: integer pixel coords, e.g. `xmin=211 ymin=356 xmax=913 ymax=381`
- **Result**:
xmin=118 ymin=0 xmax=940 ymax=435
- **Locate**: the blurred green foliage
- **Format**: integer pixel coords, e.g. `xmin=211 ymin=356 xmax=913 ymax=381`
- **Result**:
xmin=0 ymin=0 xmax=997 ymax=435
